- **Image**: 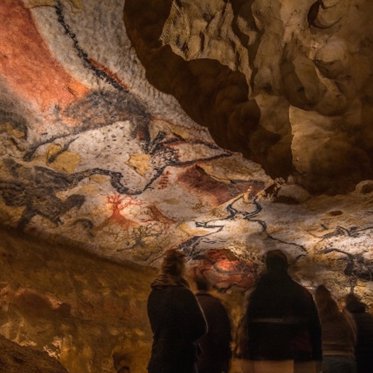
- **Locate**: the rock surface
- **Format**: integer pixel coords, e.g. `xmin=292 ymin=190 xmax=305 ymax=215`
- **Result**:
xmin=0 ymin=333 xmax=69 ymax=373
xmin=0 ymin=226 xmax=155 ymax=373
xmin=0 ymin=0 xmax=371 ymax=301
xmin=0 ymin=1 xmax=372 ymax=371
xmin=128 ymin=0 xmax=373 ymax=193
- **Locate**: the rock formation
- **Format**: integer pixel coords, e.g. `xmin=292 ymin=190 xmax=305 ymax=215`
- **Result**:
xmin=0 ymin=1 xmax=372 ymax=372
xmin=126 ymin=0 xmax=373 ymax=193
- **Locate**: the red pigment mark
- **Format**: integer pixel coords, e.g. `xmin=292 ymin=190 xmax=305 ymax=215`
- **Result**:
xmin=157 ymin=170 xmax=171 ymax=190
xmin=178 ymin=165 xmax=257 ymax=206
xmin=106 ymin=194 xmax=140 ymax=229
xmin=195 ymin=249 xmax=257 ymax=290
xmin=143 ymin=204 xmax=175 ymax=225
xmin=0 ymin=0 xmax=88 ymax=112
xmin=88 ymin=58 xmax=129 ymax=90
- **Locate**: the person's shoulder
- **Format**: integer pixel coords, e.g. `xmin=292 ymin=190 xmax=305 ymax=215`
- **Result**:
xmin=197 ymin=292 xmax=223 ymax=304
xmin=291 ymin=279 xmax=313 ymax=297
xmin=171 ymin=285 xmax=194 ymax=296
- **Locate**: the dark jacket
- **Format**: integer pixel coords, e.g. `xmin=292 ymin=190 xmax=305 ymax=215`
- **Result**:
xmin=196 ymin=292 xmax=232 ymax=373
xmin=349 ymin=310 xmax=373 ymax=373
xmin=319 ymin=311 xmax=355 ymax=357
xmin=147 ymin=285 xmax=207 ymax=373
xmin=245 ymin=271 xmax=322 ymax=361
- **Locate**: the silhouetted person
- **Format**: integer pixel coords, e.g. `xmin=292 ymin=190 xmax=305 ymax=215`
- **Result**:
xmin=315 ymin=285 xmax=356 ymax=373
xmin=345 ymin=293 xmax=373 ymax=373
xmin=195 ymin=276 xmax=232 ymax=373
xmin=112 ymin=352 xmax=131 ymax=373
xmin=244 ymin=250 xmax=322 ymax=373
xmin=147 ymin=249 xmax=207 ymax=373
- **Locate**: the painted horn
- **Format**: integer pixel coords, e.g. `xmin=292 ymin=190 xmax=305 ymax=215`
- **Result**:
xmin=308 ymin=0 xmax=347 ymax=29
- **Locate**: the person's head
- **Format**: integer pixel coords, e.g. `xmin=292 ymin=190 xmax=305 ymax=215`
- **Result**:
xmin=112 ymin=352 xmax=130 ymax=373
xmin=195 ymin=275 xmax=210 ymax=292
xmin=345 ymin=292 xmax=367 ymax=313
xmin=265 ymin=250 xmax=288 ymax=273
xmin=161 ymin=249 xmax=186 ymax=277
xmin=315 ymin=285 xmax=340 ymax=319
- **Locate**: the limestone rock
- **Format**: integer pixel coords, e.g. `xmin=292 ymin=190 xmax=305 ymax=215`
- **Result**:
xmin=139 ymin=0 xmax=373 ymax=193
xmin=0 ymin=334 xmax=69 ymax=373
xmin=275 ymin=184 xmax=311 ymax=204
xmin=355 ymin=180 xmax=373 ymax=194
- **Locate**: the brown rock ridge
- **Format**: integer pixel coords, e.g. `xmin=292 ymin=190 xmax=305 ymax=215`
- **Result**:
xmin=0 ymin=225 xmax=156 ymax=373
xmin=0 ymin=333 xmax=69 ymax=373
xmin=124 ymin=0 xmax=373 ymax=193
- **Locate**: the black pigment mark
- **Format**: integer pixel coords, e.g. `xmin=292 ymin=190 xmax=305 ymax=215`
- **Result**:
xmin=2 ymin=139 xmax=231 ymax=229
xmin=0 ymin=108 xmax=28 ymax=139
xmin=24 ymin=90 xmax=152 ymax=160
xmin=72 ymin=218 xmax=94 ymax=237
xmin=184 ymin=194 xmax=307 ymax=261
xmin=47 ymin=137 xmax=77 ymax=164
xmin=321 ymin=225 xmax=373 ymax=240
xmin=307 ymin=0 xmax=342 ymax=29
xmin=55 ymin=1 xmax=129 ymax=93
xmin=321 ymin=247 xmax=373 ymax=282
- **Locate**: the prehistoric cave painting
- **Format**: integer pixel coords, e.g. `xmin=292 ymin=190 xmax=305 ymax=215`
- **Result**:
xmin=54 ymin=0 xmax=130 ymax=95
xmin=178 ymin=186 xmax=308 ymax=262
xmin=316 ymin=224 xmax=373 ymax=284
xmin=320 ymin=248 xmax=373 ymax=285
xmin=71 ymin=218 xmax=94 ymax=237
xmin=320 ymin=225 xmax=373 ymax=240
xmin=23 ymin=89 xmax=152 ymax=161
xmin=1 ymin=111 xmax=231 ymax=230
xmin=193 ymin=249 xmax=258 ymax=290
xmin=178 ymin=165 xmax=258 ymax=206
xmin=0 ymin=0 xmax=88 ymax=110
xmin=103 ymin=194 xmax=140 ymax=229
xmin=0 ymin=108 xmax=28 ymax=140
xmin=0 ymin=159 xmax=86 ymax=230
xmin=307 ymin=0 xmax=346 ymax=29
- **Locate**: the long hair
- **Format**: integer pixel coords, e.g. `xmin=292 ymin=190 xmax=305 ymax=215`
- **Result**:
xmin=161 ymin=249 xmax=185 ymax=276
xmin=151 ymin=249 xmax=189 ymax=288
xmin=315 ymin=285 xmax=341 ymax=321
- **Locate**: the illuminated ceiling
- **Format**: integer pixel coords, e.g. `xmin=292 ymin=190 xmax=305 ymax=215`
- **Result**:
xmin=0 ymin=0 xmax=372 ymax=301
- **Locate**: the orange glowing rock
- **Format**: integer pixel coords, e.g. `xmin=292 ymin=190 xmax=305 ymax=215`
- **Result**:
xmin=0 ymin=0 xmax=88 ymax=112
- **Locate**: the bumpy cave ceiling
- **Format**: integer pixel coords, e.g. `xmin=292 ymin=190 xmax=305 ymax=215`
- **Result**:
xmin=0 ymin=0 xmax=372 ymax=372
xmin=1 ymin=0 xmax=373 ymax=287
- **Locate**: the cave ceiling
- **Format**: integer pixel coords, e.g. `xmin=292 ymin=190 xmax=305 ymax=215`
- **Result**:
xmin=0 ymin=1 xmax=372 ymax=372
xmin=0 ymin=0 xmax=372 ymax=296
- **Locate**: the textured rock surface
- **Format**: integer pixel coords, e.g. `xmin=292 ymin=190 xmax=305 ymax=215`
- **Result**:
xmin=129 ymin=0 xmax=373 ymax=193
xmin=0 ymin=226 xmax=155 ymax=373
xmin=0 ymin=226 xmax=249 ymax=373
xmin=0 ymin=333 xmax=68 ymax=373
xmin=0 ymin=0 xmax=372 ymax=371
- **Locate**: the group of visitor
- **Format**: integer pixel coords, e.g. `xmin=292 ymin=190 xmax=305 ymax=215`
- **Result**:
xmin=146 ymin=249 xmax=373 ymax=373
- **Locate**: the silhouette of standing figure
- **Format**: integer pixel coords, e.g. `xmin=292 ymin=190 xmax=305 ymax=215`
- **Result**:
xmin=244 ymin=250 xmax=322 ymax=373
xmin=195 ymin=276 xmax=232 ymax=373
xmin=147 ymin=249 xmax=207 ymax=373
xmin=315 ymin=285 xmax=356 ymax=373
xmin=345 ymin=293 xmax=373 ymax=373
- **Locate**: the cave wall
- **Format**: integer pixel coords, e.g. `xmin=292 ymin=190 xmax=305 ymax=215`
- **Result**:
xmin=0 ymin=226 xmax=154 ymax=373
xmin=125 ymin=0 xmax=373 ymax=193
xmin=0 ymin=1 xmax=372 ymax=372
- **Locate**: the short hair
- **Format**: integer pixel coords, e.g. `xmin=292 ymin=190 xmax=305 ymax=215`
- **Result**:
xmin=195 ymin=275 xmax=210 ymax=291
xmin=161 ymin=249 xmax=185 ymax=276
xmin=265 ymin=250 xmax=288 ymax=272
xmin=345 ymin=293 xmax=367 ymax=313
xmin=315 ymin=285 xmax=343 ymax=321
